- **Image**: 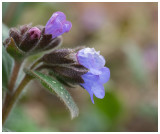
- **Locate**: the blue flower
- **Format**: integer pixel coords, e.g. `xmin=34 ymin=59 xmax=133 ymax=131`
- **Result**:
xmin=45 ymin=11 xmax=72 ymax=39
xmin=77 ymin=48 xmax=110 ymax=103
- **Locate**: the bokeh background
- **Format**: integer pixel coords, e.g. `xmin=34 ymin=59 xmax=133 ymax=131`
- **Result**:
xmin=2 ymin=2 xmax=158 ymax=132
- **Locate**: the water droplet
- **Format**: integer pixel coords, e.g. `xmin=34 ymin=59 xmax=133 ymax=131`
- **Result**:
xmin=60 ymin=87 xmax=63 ymax=89
xmin=67 ymin=101 xmax=70 ymax=104
xmin=66 ymin=96 xmax=68 ymax=99
xmin=61 ymin=92 xmax=63 ymax=95
xmin=52 ymin=81 xmax=56 ymax=83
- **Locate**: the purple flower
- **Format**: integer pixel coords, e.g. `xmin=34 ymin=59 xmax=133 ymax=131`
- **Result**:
xmin=45 ymin=11 xmax=72 ymax=39
xmin=77 ymin=48 xmax=110 ymax=103
xmin=28 ymin=27 xmax=41 ymax=40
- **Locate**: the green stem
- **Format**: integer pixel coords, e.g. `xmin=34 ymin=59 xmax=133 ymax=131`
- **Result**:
xmin=30 ymin=58 xmax=42 ymax=70
xmin=8 ymin=60 xmax=22 ymax=92
xmin=2 ymin=75 xmax=32 ymax=125
xmin=2 ymin=58 xmax=41 ymax=126
xmin=2 ymin=60 xmax=22 ymax=125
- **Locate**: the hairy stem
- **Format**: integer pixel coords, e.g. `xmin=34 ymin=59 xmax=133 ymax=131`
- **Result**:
xmin=2 ymin=58 xmax=41 ymax=125
xmin=2 ymin=75 xmax=32 ymax=125
xmin=2 ymin=60 xmax=22 ymax=124
xmin=8 ymin=60 xmax=22 ymax=92
xmin=30 ymin=58 xmax=42 ymax=70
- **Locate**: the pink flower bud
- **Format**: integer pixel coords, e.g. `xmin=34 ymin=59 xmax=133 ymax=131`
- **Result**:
xmin=28 ymin=27 xmax=41 ymax=40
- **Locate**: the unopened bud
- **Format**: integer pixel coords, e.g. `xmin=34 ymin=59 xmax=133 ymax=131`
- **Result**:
xmin=42 ymin=48 xmax=75 ymax=65
xmin=28 ymin=27 xmax=41 ymax=40
xmin=51 ymin=65 xmax=88 ymax=83
xmin=9 ymin=28 xmax=21 ymax=45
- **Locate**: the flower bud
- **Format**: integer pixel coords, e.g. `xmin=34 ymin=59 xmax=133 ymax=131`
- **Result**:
xmin=19 ymin=27 xmax=41 ymax=52
xmin=28 ymin=27 xmax=41 ymax=40
xmin=3 ymin=25 xmax=62 ymax=60
xmin=43 ymin=36 xmax=62 ymax=51
xmin=3 ymin=11 xmax=72 ymax=60
xmin=45 ymin=11 xmax=72 ymax=39
xmin=9 ymin=28 xmax=21 ymax=45
xmin=42 ymin=48 xmax=76 ymax=65
xmin=20 ymin=24 xmax=32 ymax=35
xmin=43 ymin=65 xmax=88 ymax=84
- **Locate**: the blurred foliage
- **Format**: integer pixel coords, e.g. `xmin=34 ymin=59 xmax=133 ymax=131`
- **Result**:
xmin=95 ymin=91 xmax=123 ymax=122
xmin=2 ymin=2 xmax=158 ymax=132
xmin=138 ymin=103 xmax=158 ymax=122
xmin=2 ymin=24 xmax=14 ymax=91
xmin=4 ymin=106 xmax=51 ymax=132
xmin=74 ymin=108 xmax=107 ymax=132
xmin=2 ymin=23 xmax=9 ymax=41
xmin=123 ymin=43 xmax=148 ymax=86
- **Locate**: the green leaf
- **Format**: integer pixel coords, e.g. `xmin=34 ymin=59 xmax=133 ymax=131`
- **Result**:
xmin=5 ymin=37 xmax=25 ymax=60
xmin=2 ymin=24 xmax=14 ymax=90
xmin=24 ymin=69 xmax=79 ymax=119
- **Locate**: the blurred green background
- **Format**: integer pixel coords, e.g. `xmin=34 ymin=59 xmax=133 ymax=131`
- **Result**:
xmin=2 ymin=2 xmax=158 ymax=132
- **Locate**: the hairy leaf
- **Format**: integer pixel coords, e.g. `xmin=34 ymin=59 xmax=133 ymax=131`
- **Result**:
xmin=24 ymin=69 xmax=79 ymax=119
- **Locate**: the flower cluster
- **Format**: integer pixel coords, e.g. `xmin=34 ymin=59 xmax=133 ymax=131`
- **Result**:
xmin=3 ymin=11 xmax=72 ymax=60
xmin=41 ymin=47 xmax=110 ymax=103
xmin=4 ymin=11 xmax=110 ymax=103
xmin=3 ymin=24 xmax=62 ymax=60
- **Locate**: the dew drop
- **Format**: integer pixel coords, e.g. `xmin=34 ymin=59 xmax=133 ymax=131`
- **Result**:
xmin=66 ymin=96 xmax=68 ymax=99
xmin=52 ymin=81 xmax=56 ymax=84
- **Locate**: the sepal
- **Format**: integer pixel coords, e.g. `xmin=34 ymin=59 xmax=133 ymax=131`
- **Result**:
xmin=3 ymin=37 xmax=25 ymax=60
xmin=42 ymin=48 xmax=75 ymax=65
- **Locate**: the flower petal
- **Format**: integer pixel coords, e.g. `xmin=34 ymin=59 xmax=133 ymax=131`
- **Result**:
xmin=81 ymin=72 xmax=99 ymax=86
xmin=77 ymin=48 xmax=105 ymax=70
xmin=99 ymin=67 xmax=110 ymax=84
xmin=63 ymin=21 xmax=72 ymax=33
xmin=81 ymin=72 xmax=99 ymax=103
xmin=55 ymin=11 xmax=66 ymax=22
xmin=93 ymin=52 xmax=105 ymax=69
xmin=91 ymin=82 xmax=105 ymax=99
xmin=81 ymin=83 xmax=94 ymax=104
xmin=77 ymin=48 xmax=110 ymax=103
xmin=45 ymin=11 xmax=72 ymax=38
xmin=77 ymin=49 xmax=93 ymax=69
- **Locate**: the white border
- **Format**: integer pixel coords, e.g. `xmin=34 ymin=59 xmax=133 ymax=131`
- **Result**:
xmin=1 ymin=0 xmax=160 ymax=2
xmin=0 ymin=1 xmax=2 ymax=133
xmin=1 ymin=0 xmax=159 ymax=133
